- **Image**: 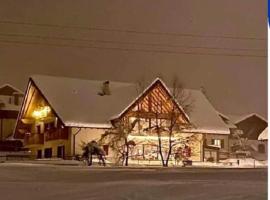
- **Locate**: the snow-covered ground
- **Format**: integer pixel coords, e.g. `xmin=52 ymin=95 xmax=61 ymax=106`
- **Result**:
xmin=0 ymin=163 xmax=267 ymax=200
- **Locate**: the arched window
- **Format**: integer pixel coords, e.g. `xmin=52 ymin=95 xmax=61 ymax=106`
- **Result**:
xmin=258 ymin=144 xmax=265 ymax=153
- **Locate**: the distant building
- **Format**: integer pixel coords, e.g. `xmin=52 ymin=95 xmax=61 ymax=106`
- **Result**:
xmin=219 ymin=113 xmax=268 ymax=160
xmin=0 ymin=84 xmax=24 ymax=140
xmin=14 ymin=75 xmax=230 ymax=164
xmin=229 ymin=113 xmax=267 ymax=140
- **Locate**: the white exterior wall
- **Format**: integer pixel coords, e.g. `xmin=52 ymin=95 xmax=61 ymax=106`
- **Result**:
xmin=71 ymin=128 xmax=107 ymax=156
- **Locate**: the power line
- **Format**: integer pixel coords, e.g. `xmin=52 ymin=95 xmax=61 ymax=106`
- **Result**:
xmin=0 ymin=39 xmax=266 ymax=58
xmin=0 ymin=20 xmax=266 ymax=41
xmin=0 ymin=32 xmax=265 ymax=52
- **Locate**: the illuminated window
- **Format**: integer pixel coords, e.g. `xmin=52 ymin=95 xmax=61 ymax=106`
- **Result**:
xmin=211 ymin=139 xmax=224 ymax=148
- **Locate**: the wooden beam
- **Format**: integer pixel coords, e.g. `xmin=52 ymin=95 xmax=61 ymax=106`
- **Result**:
xmin=127 ymin=111 xmax=177 ymax=120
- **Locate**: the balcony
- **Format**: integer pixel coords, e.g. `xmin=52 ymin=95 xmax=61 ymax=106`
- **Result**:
xmin=24 ymin=134 xmax=44 ymax=146
xmin=45 ymin=128 xmax=68 ymax=142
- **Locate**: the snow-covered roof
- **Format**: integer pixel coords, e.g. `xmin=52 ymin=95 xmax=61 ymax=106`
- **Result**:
xmin=216 ymin=112 xmax=237 ymax=129
xmin=0 ymin=83 xmax=23 ymax=95
xmin=181 ymin=90 xmax=230 ymax=134
xmin=30 ymin=75 xmax=230 ymax=134
xmin=258 ymin=127 xmax=268 ymax=140
xmin=31 ymin=75 xmax=138 ymax=128
xmin=228 ymin=113 xmax=267 ymax=124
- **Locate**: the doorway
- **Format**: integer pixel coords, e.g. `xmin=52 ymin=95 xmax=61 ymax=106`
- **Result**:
xmin=57 ymin=145 xmax=65 ymax=159
xmin=44 ymin=148 xmax=52 ymax=158
xmin=37 ymin=150 xmax=42 ymax=159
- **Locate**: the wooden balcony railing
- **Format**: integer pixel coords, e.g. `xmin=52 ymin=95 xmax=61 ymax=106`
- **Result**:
xmin=44 ymin=128 xmax=68 ymax=141
xmin=24 ymin=134 xmax=44 ymax=146
xmin=24 ymin=128 xmax=68 ymax=145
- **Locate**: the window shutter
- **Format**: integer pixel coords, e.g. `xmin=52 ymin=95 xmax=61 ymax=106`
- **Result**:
xmin=221 ymin=139 xmax=225 ymax=148
xmin=211 ymin=139 xmax=214 ymax=145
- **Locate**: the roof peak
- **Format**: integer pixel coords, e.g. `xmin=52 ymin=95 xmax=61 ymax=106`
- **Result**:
xmin=0 ymin=83 xmax=23 ymax=95
xmin=226 ymin=113 xmax=267 ymax=123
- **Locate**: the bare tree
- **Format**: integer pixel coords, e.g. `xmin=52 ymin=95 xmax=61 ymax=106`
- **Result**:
xmin=141 ymin=77 xmax=194 ymax=167
xmin=99 ymin=118 xmax=137 ymax=166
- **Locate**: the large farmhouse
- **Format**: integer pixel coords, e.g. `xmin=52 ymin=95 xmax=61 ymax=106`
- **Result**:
xmin=14 ymin=75 xmax=230 ymax=164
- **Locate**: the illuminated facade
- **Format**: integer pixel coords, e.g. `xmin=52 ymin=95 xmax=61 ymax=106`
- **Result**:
xmin=14 ymin=75 xmax=230 ymax=164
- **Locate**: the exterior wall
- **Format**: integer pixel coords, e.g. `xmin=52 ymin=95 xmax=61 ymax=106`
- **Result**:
xmin=25 ymin=124 xmax=71 ymax=159
xmin=128 ymin=133 xmax=203 ymax=164
xmin=176 ymin=132 xmax=203 ymax=162
xmin=27 ymin=139 xmax=71 ymax=159
xmin=1 ymin=118 xmax=17 ymax=139
xmin=71 ymin=128 xmax=205 ymax=164
xmin=236 ymin=116 xmax=267 ymax=140
xmin=71 ymin=128 xmax=108 ymax=156
xmin=204 ymin=133 xmax=230 ymax=161
xmin=204 ymin=134 xmax=230 ymax=151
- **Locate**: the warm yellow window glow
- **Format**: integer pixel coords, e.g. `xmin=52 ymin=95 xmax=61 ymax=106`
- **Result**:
xmin=32 ymin=106 xmax=51 ymax=119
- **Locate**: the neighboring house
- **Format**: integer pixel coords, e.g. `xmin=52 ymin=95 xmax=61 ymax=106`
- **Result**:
xmin=244 ymin=126 xmax=268 ymax=161
xmin=14 ymin=75 xmax=230 ymax=164
xmin=229 ymin=113 xmax=267 ymax=140
xmin=0 ymin=84 xmax=24 ymax=140
xmin=219 ymin=113 xmax=268 ymax=161
xmin=254 ymin=127 xmax=268 ymax=160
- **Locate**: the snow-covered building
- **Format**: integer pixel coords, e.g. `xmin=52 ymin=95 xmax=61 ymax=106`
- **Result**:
xmin=219 ymin=113 xmax=268 ymax=161
xmin=14 ymin=75 xmax=230 ymax=164
xmin=0 ymin=84 xmax=24 ymax=140
xmin=228 ymin=113 xmax=267 ymax=140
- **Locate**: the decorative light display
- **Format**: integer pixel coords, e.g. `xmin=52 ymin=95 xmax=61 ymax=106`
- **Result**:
xmin=32 ymin=106 xmax=51 ymax=119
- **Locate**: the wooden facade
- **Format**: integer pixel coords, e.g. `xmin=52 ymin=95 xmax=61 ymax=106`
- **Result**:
xmin=15 ymin=80 xmax=69 ymax=158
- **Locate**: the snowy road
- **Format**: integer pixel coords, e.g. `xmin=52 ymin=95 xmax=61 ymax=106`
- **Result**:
xmin=0 ymin=164 xmax=267 ymax=200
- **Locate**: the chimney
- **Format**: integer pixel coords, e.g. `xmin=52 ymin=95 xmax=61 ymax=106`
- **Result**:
xmin=98 ymin=81 xmax=111 ymax=96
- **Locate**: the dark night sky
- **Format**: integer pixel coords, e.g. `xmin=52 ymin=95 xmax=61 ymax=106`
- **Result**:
xmin=0 ymin=0 xmax=267 ymax=118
